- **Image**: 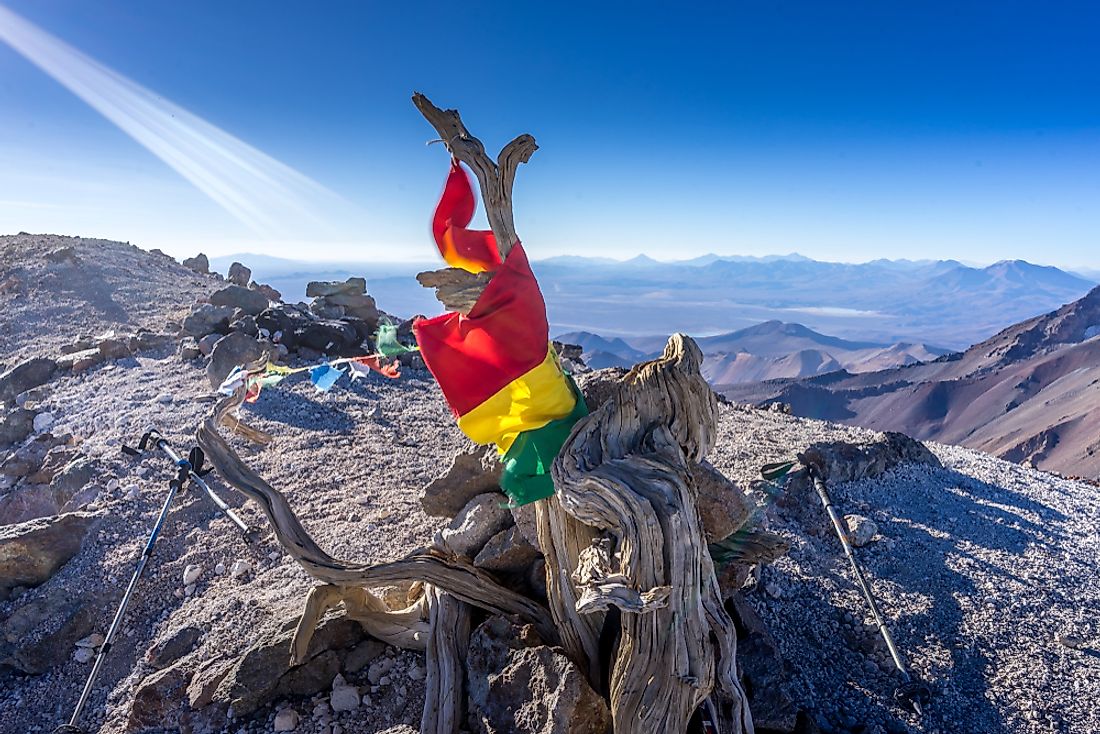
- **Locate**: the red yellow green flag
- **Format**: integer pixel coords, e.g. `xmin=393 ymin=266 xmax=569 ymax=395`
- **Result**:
xmin=414 ymin=161 xmax=586 ymax=504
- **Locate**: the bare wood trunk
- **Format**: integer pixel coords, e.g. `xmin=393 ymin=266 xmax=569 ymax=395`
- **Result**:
xmin=551 ymin=334 xmax=754 ymax=734
xmin=421 ymin=586 xmax=471 ymax=734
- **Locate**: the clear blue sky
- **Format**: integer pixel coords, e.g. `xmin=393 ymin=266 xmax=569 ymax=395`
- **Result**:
xmin=1 ymin=1 xmax=1097 ymax=267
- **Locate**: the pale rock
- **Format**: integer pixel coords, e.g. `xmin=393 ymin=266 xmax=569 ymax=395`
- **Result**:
xmin=73 ymin=647 xmax=95 ymax=664
xmin=366 ymin=656 xmax=394 ymax=685
xmin=32 ymin=412 xmax=55 ymax=433
xmin=182 ymin=564 xmax=202 ymax=586
xmin=844 ymin=514 xmax=880 ymax=547
xmin=155 ymin=393 xmax=173 ymax=404
xmin=329 ymin=685 xmax=360 ymax=712
xmin=76 ymin=633 xmax=104 ymax=648
xmin=214 ymin=562 xmax=226 ymax=575
xmin=230 ymin=559 xmax=252 ymax=579
xmin=273 ymin=708 xmax=300 ymax=732
xmin=438 ymin=493 xmax=512 ymax=558
xmin=184 ymin=583 xmax=196 ymax=596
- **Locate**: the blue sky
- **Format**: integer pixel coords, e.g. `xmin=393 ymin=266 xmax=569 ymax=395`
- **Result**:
xmin=0 ymin=1 xmax=1097 ymax=267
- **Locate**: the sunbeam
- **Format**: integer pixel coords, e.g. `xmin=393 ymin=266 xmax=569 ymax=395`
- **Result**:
xmin=0 ymin=4 xmax=355 ymax=239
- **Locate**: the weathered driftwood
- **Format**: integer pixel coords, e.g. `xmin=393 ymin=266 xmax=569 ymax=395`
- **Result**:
xmin=551 ymin=334 xmax=754 ymax=734
xmin=412 ymin=92 xmax=537 ymax=311
xmin=412 ymin=91 xmax=536 ymax=260
xmin=421 ymin=586 xmax=471 ymax=734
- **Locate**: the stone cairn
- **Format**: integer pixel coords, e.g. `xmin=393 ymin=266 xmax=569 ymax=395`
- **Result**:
xmin=196 ymin=95 xmax=790 ymax=734
xmin=174 ymin=261 xmax=418 ymax=390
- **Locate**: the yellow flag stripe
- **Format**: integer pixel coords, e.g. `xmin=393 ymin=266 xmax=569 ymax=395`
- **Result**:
xmin=457 ymin=346 xmax=576 ymax=453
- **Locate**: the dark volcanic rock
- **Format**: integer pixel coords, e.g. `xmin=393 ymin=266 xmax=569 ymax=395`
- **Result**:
xmin=293 ymin=320 xmax=362 ymax=356
xmin=209 ymin=285 xmax=269 ymax=316
xmin=227 ymin=261 xmax=251 ymax=287
xmin=421 ymin=445 xmax=503 ymax=519
xmin=466 ymin=616 xmax=611 ymax=734
xmin=0 ymin=407 xmax=34 ymax=446
xmin=146 ymin=625 xmax=204 ymax=669
xmin=0 ymin=358 xmax=58 ymax=404
xmin=206 ymin=332 xmax=266 ymax=388
xmin=182 ymin=304 xmax=233 ymax=338
xmin=0 ymin=585 xmax=104 ymax=674
xmin=182 ymin=253 xmax=209 ymax=274
xmin=0 ymin=512 xmax=98 ymax=599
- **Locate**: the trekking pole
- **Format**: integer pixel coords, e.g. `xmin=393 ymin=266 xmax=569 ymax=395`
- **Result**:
xmin=126 ymin=429 xmax=255 ymax=538
xmin=54 ymin=430 xmax=255 ymax=733
xmin=801 ymin=459 xmax=931 ymax=716
xmin=53 ymin=456 xmax=187 ymax=734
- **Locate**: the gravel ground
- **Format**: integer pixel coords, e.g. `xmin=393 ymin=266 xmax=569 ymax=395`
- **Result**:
xmin=710 ymin=407 xmax=1100 ymax=734
xmin=0 ymin=234 xmax=218 ymax=364
xmin=2 ymin=236 xmax=1098 ymax=733
xmin=0 ymin=347 xmax=463 ymax=734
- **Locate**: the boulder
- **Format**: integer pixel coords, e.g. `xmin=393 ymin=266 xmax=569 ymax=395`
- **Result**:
xmin=227 ymin=261 xmax=251 ymax=287
xmin=250 ymin=282 xmax=282 ymax=302
xmin=690 ymin=460 xmax=753 ymax=542
xmin=256 ymin=305 xmax=312 ymax=348
xmin=131 ymin=330 xmax=173 ymax=352
xmin=438 ymin=493 xmax=512 ymax=558
xmin=209 ymin=285 xmax=269 ymax=316
xmin=0 ymin=512 xmax=98 ymax=599
xmin=57 ymin=348 xmax=103 ymax=372
xmin=0 ymin=433 xmax=62 ymax=480
xmin=206 ymin=332 xmax=265 ymax=389
xmin=182 ymin=304 xmax=233 ymax=338
xmin=0 ymin=483 xmax=60 ymax=525
xmin=306 ymin=278 xmax=365 ymax=298
xmin=466 ymin=616 xmax=611 ymax=734
xmin=50 ymin=456 xmax=101 ymax=506
xmin=0 ymin=585 xmax=104 ymax=674
xmin=197 ymin=333 xmax=221 ymax=357
xmin=177 ymin=337 xmax=202 ymax=361
xmin=25 ymin=445 xmax=80 ymax=484
xmin=292 ymin=320 xmax=362 ymax=356
xmin=0 ymin=408 xmax=34 ymax=446
xmin=0 ymin=358 xmax=57 ymax=404
xmin=146 ymin=625 xmax=204 ymax=669
xmin=421 ymin=445 xmax=503 ymax=518
xmin=128 ymin=661 xmax=197 ymax=732
xmin=474 ymin=525 xmax=542 ymax=576
xmin=97 ymin=335 xmax=133 ymax=360
xmin=205 ymin=616 xmax=364 ymax=719
xmin=182 ymin=253 xmax=210 ymax=274
xmin=229 ymin=314 xmax=258 ymax=337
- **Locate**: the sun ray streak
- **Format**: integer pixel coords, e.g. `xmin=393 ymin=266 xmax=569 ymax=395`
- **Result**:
xmin=0 ymin=5 xmax=354 ymax=238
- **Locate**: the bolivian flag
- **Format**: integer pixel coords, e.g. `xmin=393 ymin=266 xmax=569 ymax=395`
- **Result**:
xmin=414 ymin=161 xmax=586 ymax=505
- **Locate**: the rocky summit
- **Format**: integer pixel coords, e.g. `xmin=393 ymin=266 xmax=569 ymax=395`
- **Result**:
xmin=0 ymin=237 xmax=1097 ymax=734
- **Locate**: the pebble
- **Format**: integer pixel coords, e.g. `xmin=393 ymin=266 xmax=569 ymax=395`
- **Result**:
xmin=184 ymin=583 xmax=196 ymax=596
xmin=32 ymin=412 xmax=55 ymax=432
xmin=106 ymin=478 xmax=120 ymax=492
xmin=273 ymin=708 xmax=299 ymax=732
xmin=183 ymin=564 xmax=203 ymax=585
xmin=214 ymin=562 xmax=226 ymax=575
xmin=73 ymin=647 xmax=95 ymax=664
xmin=267 ymin=551 xmax=281 ymax=561
xmin=76 ymin=633 xmax=105 ymax=648
xmin=1056 ymin=633 xmax=1084 ymax=649
xmin=330 ymin=686 xmax=360 ymax=712
xmin=124 ymin=484 xmax=140 ymax=500
xmin=155 ymin=393 xmax=173 ymax=404
xmin=408 ymin=664 xmax=425 ymax=681
xmin=231 ymin=559 xmax=252 ymax=579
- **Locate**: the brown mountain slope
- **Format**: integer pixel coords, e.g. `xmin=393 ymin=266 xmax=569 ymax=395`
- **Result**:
xmin=723 ymin=285 xmax=1100 ymax=478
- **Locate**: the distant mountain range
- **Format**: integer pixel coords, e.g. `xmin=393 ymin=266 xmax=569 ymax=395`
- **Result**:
xmin=724 ymin=285 xmax=1100 ymax=479
xmin=211 ymin=252 xmax=1096 ymax=350
xmin=556 ymin=321 xmax=949 ymax=383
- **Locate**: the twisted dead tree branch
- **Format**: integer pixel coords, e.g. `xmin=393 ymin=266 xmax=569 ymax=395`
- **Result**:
xmin=412 ymin=92 xmax=537 ymax=312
